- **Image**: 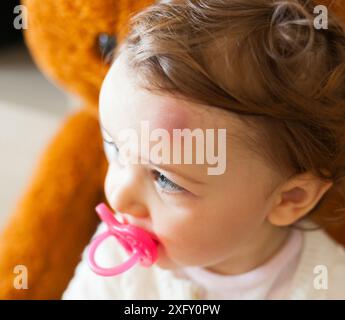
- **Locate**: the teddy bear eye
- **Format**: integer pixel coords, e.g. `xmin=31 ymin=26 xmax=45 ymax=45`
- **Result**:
xmin=97 ymin=33 xmax=117 ymax=63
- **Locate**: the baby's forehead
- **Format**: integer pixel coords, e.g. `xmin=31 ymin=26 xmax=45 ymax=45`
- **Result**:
xmin=145 ymin=99 xmax=208 ymax=133
xmin=107 ymin=52 xmax=245 ymax=135
xmin=142 ymin=100 xmax=251 ymax=160
xmin=144 ymin=96 xmax=242 ymax=146
xmin=137 ymin=92 xmax=238 ymax=133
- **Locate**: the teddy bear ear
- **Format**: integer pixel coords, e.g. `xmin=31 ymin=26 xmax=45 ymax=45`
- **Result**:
xmin=20 ymin=0 xmax=157 ymax=107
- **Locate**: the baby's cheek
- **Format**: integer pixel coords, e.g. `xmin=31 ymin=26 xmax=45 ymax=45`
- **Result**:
xmin=156 ymin=214 xmax=194 ymax=248
xmin=218 ymin=208 xmax=267 ymax=252
xmin=158 ymin=218 xmax=211 ymax=259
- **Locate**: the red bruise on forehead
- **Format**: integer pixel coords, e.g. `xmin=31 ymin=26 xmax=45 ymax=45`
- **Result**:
xmin=148 ymin=104 xmax=192 ymax=133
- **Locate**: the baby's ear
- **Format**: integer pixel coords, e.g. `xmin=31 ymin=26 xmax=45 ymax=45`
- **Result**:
xmin=267 ymin=172 xmax=333 ymax=226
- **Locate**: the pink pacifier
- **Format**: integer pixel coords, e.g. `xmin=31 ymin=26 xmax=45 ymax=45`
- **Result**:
xmin=87 ymin=202 xmax=159 ymax=276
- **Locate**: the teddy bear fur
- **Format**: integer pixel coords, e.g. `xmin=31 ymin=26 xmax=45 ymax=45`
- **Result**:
xmin=0 ymin=0 xmax=344 ymax=299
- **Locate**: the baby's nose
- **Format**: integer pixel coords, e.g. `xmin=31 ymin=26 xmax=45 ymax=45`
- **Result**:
xmin=110 ymin=187 xmax=148 ymax=218
xmin=109 ymin=182 xmax=148 ymax=220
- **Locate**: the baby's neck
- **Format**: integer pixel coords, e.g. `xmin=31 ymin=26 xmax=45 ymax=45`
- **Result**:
xmin=205 ymin=225 xmax=291 ymax=276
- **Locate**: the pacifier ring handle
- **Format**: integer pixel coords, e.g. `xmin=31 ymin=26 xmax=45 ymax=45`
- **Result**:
xmin=87 ymin=230 xmax=142 ymax=277
xmin=87 ymin=202 xmax=159 ymax=277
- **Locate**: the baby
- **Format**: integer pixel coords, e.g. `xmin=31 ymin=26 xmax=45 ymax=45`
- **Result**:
xmin=63 ymin=0 xmax=345 ymax=299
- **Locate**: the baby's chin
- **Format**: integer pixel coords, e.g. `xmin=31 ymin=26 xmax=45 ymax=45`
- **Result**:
xmin=154 ymin=244 xmax=200 ymax=270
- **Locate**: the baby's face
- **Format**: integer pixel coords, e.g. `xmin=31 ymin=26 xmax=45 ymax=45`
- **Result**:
xmin=99 ymin=53 xmax=282 ymax=271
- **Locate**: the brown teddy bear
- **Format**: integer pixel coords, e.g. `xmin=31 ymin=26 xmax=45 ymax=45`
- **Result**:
xmin=0 ymin=0 xmax=154 ymax=299
xmin=0 ymin=0 xmax=344 ymax=300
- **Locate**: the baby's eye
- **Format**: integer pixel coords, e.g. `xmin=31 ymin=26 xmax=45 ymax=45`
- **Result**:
xmin=152 ymin=170 xmax=185 ymax=194
xmin=103 ymin=139 xmax=119 ymax=162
